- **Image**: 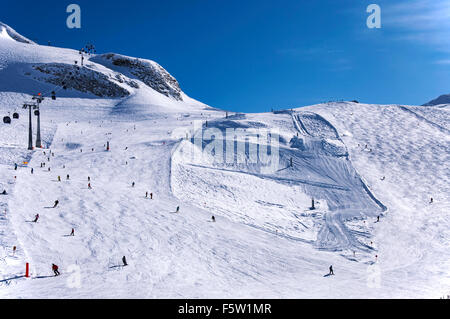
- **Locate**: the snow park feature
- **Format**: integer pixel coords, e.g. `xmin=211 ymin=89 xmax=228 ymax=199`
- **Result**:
xmin=0 ymin=18 xmax=449 ymax=301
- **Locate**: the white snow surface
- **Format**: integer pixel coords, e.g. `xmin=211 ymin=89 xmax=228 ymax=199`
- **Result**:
xmin=0 ymin=24 xmax=449 ymax=298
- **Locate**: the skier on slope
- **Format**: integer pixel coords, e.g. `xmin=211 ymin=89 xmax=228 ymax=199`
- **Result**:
xmin=33 ymin=214 xmax=39 ymax=223
xmin=211 ymin=216 xmax=216 ymax=222
xmin=52 ymin=264 xmax=60 ymax=276
xmin=175 ymin=206 xmax=180 ymax=213
xmin=53 ymin=200 xmax=59 ymax=208
xmin=430 ymin=197 xmax=433 ymax=204
xmin=70 ymin=228 xmax=75 ymax=236
xmin=377 ymin=215 xmax=380 ymax=222
xmin=329 ymin=265 xmax=334 ymax=275
xmin=122 ymin=256 xmax=128 ymax=266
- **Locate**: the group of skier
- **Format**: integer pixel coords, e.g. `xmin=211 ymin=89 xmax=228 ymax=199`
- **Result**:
xmin=8 ymin=135 xmax=228 ymax=280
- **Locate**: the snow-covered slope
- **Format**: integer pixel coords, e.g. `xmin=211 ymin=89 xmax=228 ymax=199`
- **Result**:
xmin=0 ymin=22 xmax=35 ymax=44
xmin=0 ymin=23 xmax=449 ymax=298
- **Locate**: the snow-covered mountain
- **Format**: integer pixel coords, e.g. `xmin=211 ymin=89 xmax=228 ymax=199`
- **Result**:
xmin=423 ymin=94 xmax=450 ymax=106
xmin=0 ymin=23 xmax=449 ymax=298
xmin=0 ymin=22 xmax=35 ymax=44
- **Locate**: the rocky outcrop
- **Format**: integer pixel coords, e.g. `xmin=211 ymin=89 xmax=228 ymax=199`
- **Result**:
xmin=92 ymin=53 xmax=183 ymax=101
xmin=32 ymin=63 xmax=131 ymax=98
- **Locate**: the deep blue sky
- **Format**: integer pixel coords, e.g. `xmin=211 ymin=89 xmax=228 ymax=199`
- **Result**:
xmin=2 ymin=0 xmax=449 ymax=112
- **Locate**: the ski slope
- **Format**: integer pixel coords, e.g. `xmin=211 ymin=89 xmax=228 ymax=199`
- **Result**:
xmin=0 ymin=23 xmax=449 ymax=298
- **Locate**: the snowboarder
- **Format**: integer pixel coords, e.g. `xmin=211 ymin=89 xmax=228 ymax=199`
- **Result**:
xmin=381 ymin=176 xmax=385 ymax=181
xmin=175 ymin=206 xmax=180 ymax=213
xmin=211 ymin=216 xmax=216 ymax=222
xmin=70 ymin=228 xmax=75 ymax=236
xmin=53 ymin=200 xmax=59 ymax=208
xmin=329 ymin=265 xmax=334 ymax=275
xmin=33 ymin=214 xmax=39 ymax=223
xmin=122 ymin=256 xmax=128 ymax=266
xmin=1 ymin=190 xmax=7 ymax=195
xmin=52 ymin=264 xmax=60 ymax=276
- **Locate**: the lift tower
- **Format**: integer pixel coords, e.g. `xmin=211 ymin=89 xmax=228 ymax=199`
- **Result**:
xmin=32 ymin=94 xmax=45 ymax=148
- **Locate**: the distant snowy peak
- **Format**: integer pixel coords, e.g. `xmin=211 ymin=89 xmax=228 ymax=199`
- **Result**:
xmin=0 ymin=22 xmax=35 ymax=44
xmin=423 ymin=94 xmax=450 ymax=106
xmin=91 ymin=53 xmax=183 ymax=101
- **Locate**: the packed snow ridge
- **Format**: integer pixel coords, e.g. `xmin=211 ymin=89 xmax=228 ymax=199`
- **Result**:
xmin=0 ymin=22 xmax=449 ymax=298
